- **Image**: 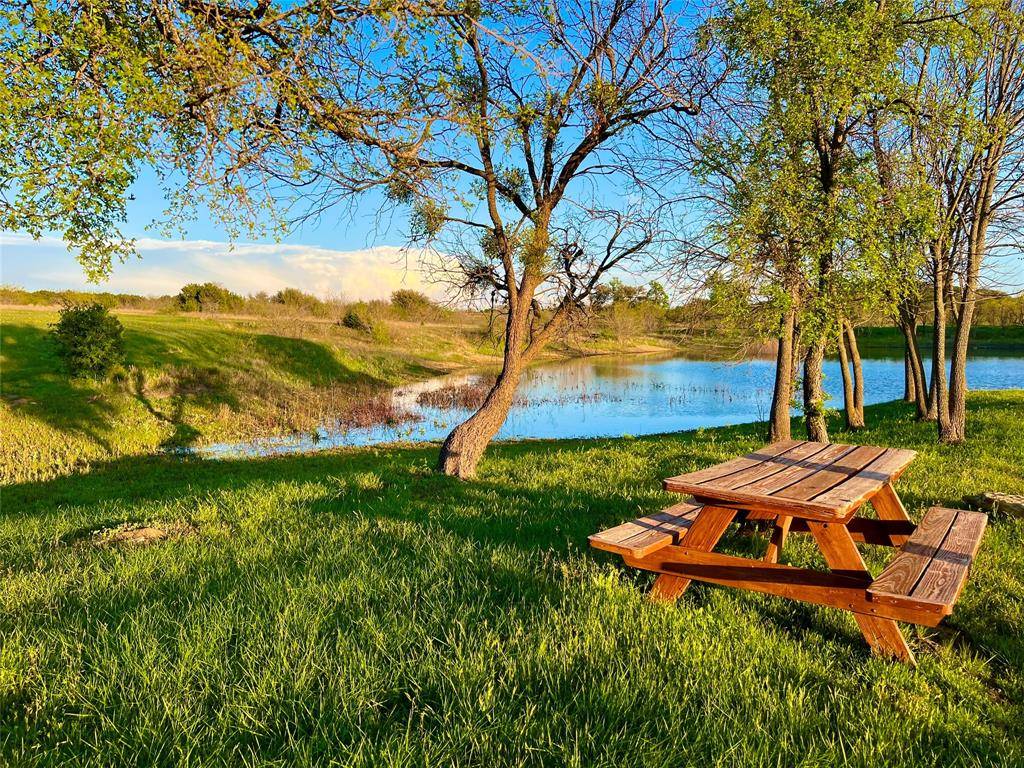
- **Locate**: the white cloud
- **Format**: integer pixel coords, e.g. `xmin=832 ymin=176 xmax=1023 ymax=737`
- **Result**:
xmin=0 ymin=233 xmax=448 ymax=301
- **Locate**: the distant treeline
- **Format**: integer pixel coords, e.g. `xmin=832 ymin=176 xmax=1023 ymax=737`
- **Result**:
xmin=3 ymin=282 xmax=1021 ymax=331
xmin=0 ymin=283 xmax=452 ymax=323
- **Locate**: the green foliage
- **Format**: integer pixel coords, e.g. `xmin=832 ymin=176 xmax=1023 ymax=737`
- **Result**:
xmin=49 ymin=303 xmax=125 ymax=379
xmin=176 ymin=283 xmax=244 ymax=313
xmin=271 ymin=288 xmax=327 ymax=317
xmin=704 ymin=0 xmax=933 ymax=347
xmin=391 ymin=289 xmax=437 ymax=319
xmin=341 ymin=306 xmax=374 ymax=333
xmin=410 ymin=198 xmax=448 ymax=240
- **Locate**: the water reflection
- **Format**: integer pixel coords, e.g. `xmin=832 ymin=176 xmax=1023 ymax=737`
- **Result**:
xmin=202 ymin=351 xmax=1024 ymax=458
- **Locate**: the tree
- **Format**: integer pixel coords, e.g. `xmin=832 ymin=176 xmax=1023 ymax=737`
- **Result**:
xmin=1 ymin=0 xmax=171 ymax=279
xmin=890 ymin=0 xmax=1024 ymax=441
xmin=686 ymin=0 xmax=928 ymax=442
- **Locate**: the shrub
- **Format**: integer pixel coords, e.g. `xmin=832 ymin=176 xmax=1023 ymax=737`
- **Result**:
xmin=50 ymin=303 xmax=126 ymax=379
xmin=391 ymin=289 xmax=435 ymax=318
xmin=341 ymin=307 xmax=373 ymax=332
xmin=176 ymin=282 xmax=244 ymax=313
xmin=272 ymin=287 xmax=328 ymax=316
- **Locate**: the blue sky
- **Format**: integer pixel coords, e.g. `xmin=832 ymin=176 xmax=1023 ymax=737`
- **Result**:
xmin=2 ymin=168 xmax=448 ymax=301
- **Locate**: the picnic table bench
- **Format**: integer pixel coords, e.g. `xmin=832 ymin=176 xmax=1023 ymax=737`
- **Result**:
xmin=590 ymin=440 xmax=987 ymax=665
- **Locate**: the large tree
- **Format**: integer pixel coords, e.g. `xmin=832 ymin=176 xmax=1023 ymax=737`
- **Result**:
xmin=681 ymin=0 xmax=929 ymax=443
xmin=913 ymin=0 xmax=1024 ymax=443
xmin=8 ymin=0 xmax=710 ymax=477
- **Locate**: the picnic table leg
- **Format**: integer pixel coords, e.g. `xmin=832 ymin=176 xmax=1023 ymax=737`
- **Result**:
xmin=763 ymin=515 xmax=792 ymax=564
xmin=807 ymin=521 xmax=915 ymax=665
xmin=650 ymin=505 xmax=736 ymax=602
xmin=871 ymin=483 xmax=913 ymax=546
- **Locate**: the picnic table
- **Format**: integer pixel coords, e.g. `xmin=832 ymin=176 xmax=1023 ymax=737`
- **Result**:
xmin=590 ymin=440 xmax=987 ymax=665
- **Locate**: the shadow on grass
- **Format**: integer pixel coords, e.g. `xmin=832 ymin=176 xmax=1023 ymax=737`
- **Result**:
xmin=1 ymin=322 xmax=121 ymax=452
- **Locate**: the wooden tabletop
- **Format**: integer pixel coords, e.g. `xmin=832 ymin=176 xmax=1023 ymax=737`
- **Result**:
xmin=663 ymin=440 xmax=916 ymax=521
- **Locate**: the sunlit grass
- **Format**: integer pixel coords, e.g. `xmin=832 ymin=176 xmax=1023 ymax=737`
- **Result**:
xmin=2 ymin=393 xmax=1022 ymax=766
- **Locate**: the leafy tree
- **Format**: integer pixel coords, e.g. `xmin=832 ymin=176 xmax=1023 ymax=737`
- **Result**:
xmin=50 ymin=302 xmax=126 ymax=378
xmin=391 ymin=290 xmax=437 ymax=319
xmin=903 ymin=0 xmax=1024 ymax=443
xmin=688 ymin=0 xmax=932 ymax=441
xmin=176 ymin=283 xmax=243 ymax=313
xmin=18 ymin=0 xmax=709 ymax=477
xmin=1 ymin=0 xmax=179 ymax=280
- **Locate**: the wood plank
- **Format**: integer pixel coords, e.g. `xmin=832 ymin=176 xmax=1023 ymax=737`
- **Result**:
xmin=673 ymin=445 xmax=872 ymax=520
xmin=811 ymin=448 xmax=917 ymax=519
xmin=870 ymin=483 xmax=913 ymax=546
xmin=808 ymin=521 xmax=915 ymax=663
xmin=774 ymin=445 xmax=887 ymax=502
xmin=588 ymin=502 xmax=702 ymax=558
xmin=649 ymin=505 xmax=736 ymax=601
xmin=908 ymin=509 xmax=987 ymax=607
xmin=687 ymin=491 xmax=844 ymax=521
xmin=790 ymin=517 xmax=916 ymax=546
xmin=723 ymin=443 xmax=858 ymax=497
xmin=662 ymin=440 xmax=802 ymax=489
xmin=624 ymin=545 xmax=943 ymax=627
xmin=764 ymin=515 xmax=792 ymax=563
xmin=715 ymin=441 xmax=832 ymax=490
xmin=867 ymin=507 xmax=957 ymax=601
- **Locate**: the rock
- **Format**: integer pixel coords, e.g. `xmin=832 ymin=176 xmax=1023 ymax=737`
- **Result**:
xmin=962 ymin=492 xmax=1024 ymax=519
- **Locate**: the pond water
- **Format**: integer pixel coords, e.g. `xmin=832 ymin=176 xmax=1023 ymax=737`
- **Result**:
xmin=202 ymin=349 xmax=1024 ymax=458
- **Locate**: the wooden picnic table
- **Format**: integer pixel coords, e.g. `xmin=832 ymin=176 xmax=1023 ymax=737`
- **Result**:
xmin=590 ymin=440 xmax=988 ymax=665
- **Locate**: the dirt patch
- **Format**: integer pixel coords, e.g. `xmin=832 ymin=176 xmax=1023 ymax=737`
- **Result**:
xmin=61 ymin=522 xmax=197 ymax=549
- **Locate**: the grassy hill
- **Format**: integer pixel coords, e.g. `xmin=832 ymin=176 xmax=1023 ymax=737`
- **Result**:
xmin=0 ymin=308 xmax=670 ymax=484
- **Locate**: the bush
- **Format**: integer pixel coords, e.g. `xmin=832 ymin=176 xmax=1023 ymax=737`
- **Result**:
xmin=390 ymin=289 xmax=435 ymax=318
xmin=341 ymin=307 xmax=373 ymax=332
xmin=176 ymin=282 xmax=244 ymax=313
xmin=272 ymin=287 xmax=328 ymax=316
xmin=50 ymin=303 xmax=126 ymax=379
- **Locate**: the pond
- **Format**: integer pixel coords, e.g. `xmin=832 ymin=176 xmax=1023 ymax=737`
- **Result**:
xmin=202 ymin=349 xmax=1024 ymax=458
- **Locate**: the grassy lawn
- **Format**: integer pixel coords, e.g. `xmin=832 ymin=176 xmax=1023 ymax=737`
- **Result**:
xmin=2 ymin=392 xmax=1022 ymax=766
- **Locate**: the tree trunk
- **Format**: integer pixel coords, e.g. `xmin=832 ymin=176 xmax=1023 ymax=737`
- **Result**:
xmin=802 ymin=340 xmax=828 ymax=442
xmin=898 ymin=310 xmax=928 ymax=419
xmin=837 ymin=324 xmax=857 ymax=430
xmin=768 ymin=303 xmax=797 ymax=442
xmin=837 ymin=320 xmax=864 ymax=430
xmin=438 ymin=297 xmax=531 ymax=478
xmin=436 ymin=362 xmax=523 ymax=478
xmin=844 ymin=319 xmax=865 ymax=428
xmin=929 ymin=246 xmax=950 ymax=431
xmin=902 ymin=341 xmax=915 ymax=403
xmin=942 ymin=173 xmax=994 ymax=443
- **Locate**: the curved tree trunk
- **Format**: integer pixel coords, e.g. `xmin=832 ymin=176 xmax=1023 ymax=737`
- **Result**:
xmin=802 ymin=340 xmax=828 ymax=442
xmin=768 ymin=303 xmax=797 ymax=442
xmin=437 ymin=361 xmax=523 ymax=478
xmin=438 ymin=297 xmax=532 ymax=478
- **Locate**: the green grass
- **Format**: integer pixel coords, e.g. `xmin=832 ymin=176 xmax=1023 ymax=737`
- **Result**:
xmin=0 ymin=308 xmax=503 ymax=484
xmin=854 ymin=324 xmax=1024 ymax=356
xmin=2 ymin=393 xmax=1023 ymax=766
